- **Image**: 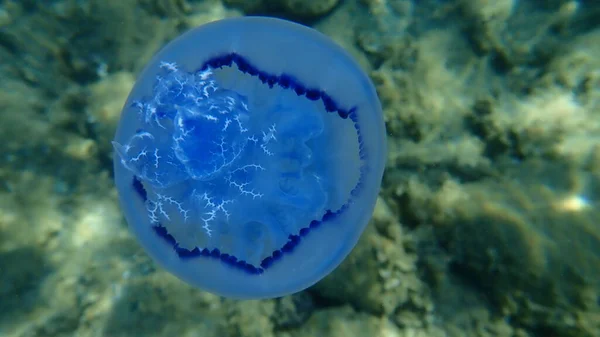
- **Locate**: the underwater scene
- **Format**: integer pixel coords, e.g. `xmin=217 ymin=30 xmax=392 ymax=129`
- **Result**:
xmin=0 ymin=0 xmax=598 ymax=336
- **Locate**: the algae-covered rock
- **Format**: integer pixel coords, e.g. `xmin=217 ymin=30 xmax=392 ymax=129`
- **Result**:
xmin=312 ymin=197 xmax=438 ymax=337
xmin=432 ymin=162 xmax=600 ymax=336
xmin=223 ymin=0 xmax=339 ymax=19
xmin=290 ymin=306 xmax=400 ymax=337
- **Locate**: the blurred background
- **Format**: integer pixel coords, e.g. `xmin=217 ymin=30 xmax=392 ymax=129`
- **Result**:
xmin=0 ymin=0 xmax=598 ymax=336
